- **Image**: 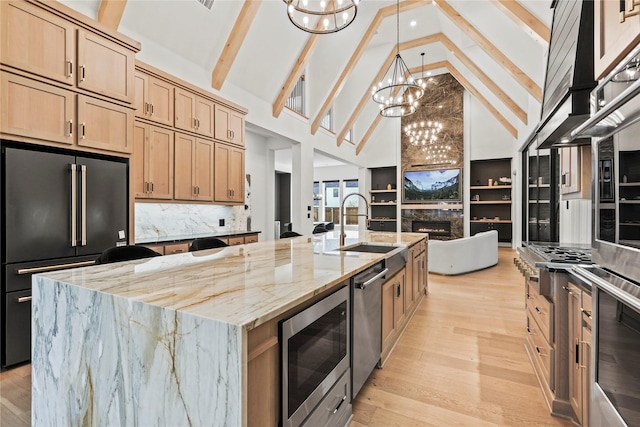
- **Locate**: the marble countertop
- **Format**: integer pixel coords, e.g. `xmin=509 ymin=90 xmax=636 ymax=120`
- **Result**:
xmin=135 ymin=230 xmax=261 ymax=244
xmin=37 ymin=230 xmax=426 ymax=331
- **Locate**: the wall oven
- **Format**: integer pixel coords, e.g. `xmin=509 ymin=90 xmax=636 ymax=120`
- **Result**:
xmin=280 ymin=285 xmax=351 ymax=427
xmin=572 ymin=42 xmax=640 ymax=427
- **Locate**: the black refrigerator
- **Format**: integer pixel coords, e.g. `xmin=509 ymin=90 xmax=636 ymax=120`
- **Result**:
xmin=1 ymin=143 xmax=129 ymax=367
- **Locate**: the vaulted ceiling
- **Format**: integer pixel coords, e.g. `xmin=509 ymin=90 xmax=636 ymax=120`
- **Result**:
xmin=62 ymin=0 xmax=552 ymax=156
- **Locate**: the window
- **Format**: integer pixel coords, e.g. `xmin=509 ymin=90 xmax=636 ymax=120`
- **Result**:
xmin=342 ymin=180 xmax=360 ymax=225
xmin=313 ymin=181 xmax=321 ymax=221
xmin=286 ymin=75 xmax=305 ymax=115
xmin=344 ymin=127 xmax=353 ymax=143
xmin=320 ymin=107 xmax=333 ymax=131
xmin=324 ymin=181 xmax=340 ymax=224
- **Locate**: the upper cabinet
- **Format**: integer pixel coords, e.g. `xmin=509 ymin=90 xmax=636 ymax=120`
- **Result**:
xmin=215 ymin=104 xmax=245 ymax=147
xmin=560 ymin=145 xmax=592 ymax=199
xmin=0 ymin=1 xmax=136 ymax=103
xmin=175 ymin=88 xmax=215 ymax=138
xmin=214 ymin=143 xmax=245 ymax=204
xmin=0 ymin=1 xmax=75 ymax=85
xmin=174 ymin=133 xmax=214 ymax=202
xmin=134 ymin=70 xmax=174 ymax=126
xmin=594 ymin=0 xmax=640 ymax=80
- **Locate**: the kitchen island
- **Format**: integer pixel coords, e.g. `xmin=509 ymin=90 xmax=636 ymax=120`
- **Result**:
xmin=31 ymin=231 xmax=427 ymax=426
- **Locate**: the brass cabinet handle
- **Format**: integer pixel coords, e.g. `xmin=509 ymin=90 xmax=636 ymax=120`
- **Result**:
xmin=580 ymin=307 xmax=592 ymax=319
xmin=68 ymin=120 xmax=73 ymax=137
xmin=621 ymin=0 xmax=640 ymax=21
xmin=535 ymin=346 xmax=548 ymax=357
xmin=144 ymin=102 xmax=149 ymax=115
xmin=80 ymin=123 xmax=86 ymax=139
xmin=80 ymin=64 xmax=85 ymax=81
xmin=67 ymin=59 xmax=73 ymax=77
xmin=17 ymin=260 xmax=95 ymax=275
xmin=17 ymin=296 xmax=32 ymax=303
xmin=80 ymin=165 xmax=87 ymax=246
xmin=151 ymin=182 xmax=154 ymax=192
xmin=70 ymin=164 xmax=77 ymax=247
xmin=150 ymin=103 xmax=154 ymax=116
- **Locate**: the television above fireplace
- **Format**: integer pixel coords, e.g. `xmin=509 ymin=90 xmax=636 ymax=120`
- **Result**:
xmin=403 ymin=168 xmax=461 ymax=202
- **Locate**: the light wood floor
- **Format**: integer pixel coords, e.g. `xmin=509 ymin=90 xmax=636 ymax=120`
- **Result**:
xmin=1 ymin=248 xmax=572 ymax=426
xmin=351 ymin=248 xmax=572 ymax=426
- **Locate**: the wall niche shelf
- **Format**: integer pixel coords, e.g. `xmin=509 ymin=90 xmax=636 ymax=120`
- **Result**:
xmin=368 ymin=166 xmax=397 ymax=232
xmin=469 ymin=158 xmax=513 ymax=243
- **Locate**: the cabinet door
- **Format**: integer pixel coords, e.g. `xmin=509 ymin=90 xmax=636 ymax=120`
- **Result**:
xmin=413 ymin=249 xmax=422 ymax=301
xmin=133 ymin=71 xmax=148 ymax=117
xmin=567 ymin=284 xmax=582 ymax=423
xmin=77 ymin=94 xmax=133 ymax=154
xmin=228 ymin=147 xmax=245 ymax=203
xmin=77 ymin=30 xmax=134 ymax=103
xmin=214 ymin=104 xmax=230 ymax=142
xmin=244 ymin=234 xmax=259 ymax=244
xmin=381 ymin=280 xmax=396 ymax=349
xmin=1 ymin=72 xmax=75 ymax=145
xmin=214 ymin=143 xmax=231 ymax=202
xmin=594 ymin=0 xmax=640 ymax=80
xmin=0 ymin=1 xmax=75 ymax=85
xmin=133 ymin=122 xmax=149 ymax=198
xmin=405 ymin=246 xmax=415 ymax=311
xmin=581 ymin=326 xmax=591 ymax=426
xmin=148 ymin=76 xmax=174 ymax=126
xmin=560 ymin=146 xmax=580 ymax=194
xmin=195 ymin=97 xmax=214 ymax=137
xmin=194 ymin=139 xmax=214 ymax=201
xmin=174 ymin=87 xmax=196 ymax=133
xmin=174 ymin=132 xmax=196 ymax=201
xmin=393 ymin=270 xmax=406 ymax=328
xmin=229 ymin=110 xmax=245 ymax=147
xmin=147 ymin=125 xmax=174 ymax=199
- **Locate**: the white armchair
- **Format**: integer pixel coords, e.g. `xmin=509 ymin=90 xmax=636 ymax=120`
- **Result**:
xmin=428 ymin=230 xmax=499 ymax=275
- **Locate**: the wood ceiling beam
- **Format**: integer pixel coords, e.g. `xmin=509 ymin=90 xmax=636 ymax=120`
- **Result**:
xmin=492 ymin=0 xmax=550 ymax=45
xmin=433 ymin=0 xmax=542 ymax=102
xmin=97 ymin=0 xmax=128 ymax=30
xmin=355 ymin=60 xmax=518 ymax=155
xmin=305 ymin=0 xmax=424 ymax=131
xmin=211 ymin=0 xmax=263 ymax=90
xmin=340 ymin=33 xmax=526 ymax=147
xmin=438 ymin=35 xmax=527 ymax=124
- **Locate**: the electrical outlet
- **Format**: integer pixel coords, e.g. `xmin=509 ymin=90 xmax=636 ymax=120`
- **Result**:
xmin=219 ymin=219 xmax=225 ymax=227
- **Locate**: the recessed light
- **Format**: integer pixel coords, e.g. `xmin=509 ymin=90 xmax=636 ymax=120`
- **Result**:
xmin=410 ymin=20 xmax=417 ymax=27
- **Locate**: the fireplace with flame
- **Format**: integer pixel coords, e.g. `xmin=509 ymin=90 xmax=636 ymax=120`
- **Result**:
xmin=412 ymin=220 xmax=451 ymax=237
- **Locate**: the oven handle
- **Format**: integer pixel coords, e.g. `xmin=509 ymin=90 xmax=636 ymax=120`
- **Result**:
xmin=573 ymin=267 xmax=640 ymax=312
xmin=355 ymin=268 xmax=389 ymax=290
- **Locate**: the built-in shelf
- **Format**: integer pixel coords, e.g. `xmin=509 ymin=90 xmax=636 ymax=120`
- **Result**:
xmin=620 ymin=222 xmax=640 ymax=226
xmin=619 ymin=182 xmax=640 ymax=187
xmin=470 ymin=219 xmax=512 ymax=223
xmin=470 ymin=185 xmax=512 ymax=190
xmin=369 ymin=166 xmax=397 ymax=232
xmin=370 ymin=202 xmax=397 ymax=206
xmin=620 ymin=200 xmax=640 ymax=204
xmin=529 ymin=184 xmax=550 ymax=188
xmin=370 ymin=189 xmax=397 ymax=193
xmin=401 ymin=204 xmax=463 ymax=210
xmin=529 ymin=200 xmax=550 ymax=204
xmin=470 ymin=200 xmax=511 ymax=205
xmin=369 ymin=218 xmax=396 ymax=222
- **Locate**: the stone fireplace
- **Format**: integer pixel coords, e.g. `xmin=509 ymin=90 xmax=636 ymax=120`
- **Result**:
xmin=402 ymin=208 xmax=463 ymax=240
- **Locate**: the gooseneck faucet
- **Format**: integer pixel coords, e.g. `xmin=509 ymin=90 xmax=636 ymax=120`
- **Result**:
xmin=340 ymin=192 xmax=370 ymax=247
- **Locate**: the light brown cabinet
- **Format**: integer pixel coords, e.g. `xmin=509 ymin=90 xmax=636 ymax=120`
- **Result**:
xmin=215 ymin=104 xmax=245 ymax=147
xmin=133 ymin=70 xmax=174 ymax=126
xmin=77 ymin=94 xmax=133 ymax=154
xmin=0 ymin=1 xmax=75 ymax=86
xmin=560 ymin=145 xmax=592 ymax=199
xmin=215 ymin=143 xmax=245 ymax=204
xmin=594 ymin=0 xmax=640 ymax=80
xmin=244 ymin=234 xmax=259 ymax=244
xmin=163 ymin=242 xmax=189 ymax=255
xmin=76 ymin=29 xmax=134 ymax=103
xmin=175 ymin=88 xmax=215 ymax=138
xmin=134 ymin=121 xmax=173 ymax=199
xmin=567 ymin=281 xmax=592 ymax=426
xmin=1 ymin=71 xmax=75 ymax=145
xmin=174 ymin=133 xmax=214 ymax=202
xmin=382 ymin=268 xmax=406 ymax=362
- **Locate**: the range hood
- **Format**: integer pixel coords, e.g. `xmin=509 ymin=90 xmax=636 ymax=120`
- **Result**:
xmin=535 ymin=0 xmax=596 ymax=149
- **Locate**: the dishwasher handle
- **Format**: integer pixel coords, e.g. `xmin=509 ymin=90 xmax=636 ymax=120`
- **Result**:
xmin=355 ymin=268 xmax=389 ymax=290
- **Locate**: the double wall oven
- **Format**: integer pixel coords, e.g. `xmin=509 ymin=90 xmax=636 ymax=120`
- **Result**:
xmin=572 ymin=43 xmax=640 ymax=427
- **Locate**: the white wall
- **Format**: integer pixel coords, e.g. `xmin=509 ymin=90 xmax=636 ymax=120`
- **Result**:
xmin=245 ymin=131 xmax=272 ymax=240
xmin=313 ymin=165 xmax=359 ymax=182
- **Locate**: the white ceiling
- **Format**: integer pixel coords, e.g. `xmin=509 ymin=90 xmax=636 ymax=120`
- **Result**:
xmin=60 ymin=0 xmax=553 ymax=153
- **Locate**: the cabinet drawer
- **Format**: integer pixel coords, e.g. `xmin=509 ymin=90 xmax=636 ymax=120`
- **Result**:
xmin=526 ymin=290 xmax=554 ymax=343
xmin=142 ymin=244 xmax=165 ymax=256
xmin=164 ymin=243 xmax=189 ymax=255
xmin=244 ymin=234 xmax=259 ymax=244
xmin=527 ymin=313 xmax=553 ymax=388
xmin=228 ymin=236 xmax=244 ymax=246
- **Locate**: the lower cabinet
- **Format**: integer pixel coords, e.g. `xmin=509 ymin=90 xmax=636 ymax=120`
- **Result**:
xmin=163 ymin=242 xmax=189 ymax=255
xmin=567 ymin=281 xmax=592 ymax=426
xmin=470 ymin=221 xmax=512 ymax=243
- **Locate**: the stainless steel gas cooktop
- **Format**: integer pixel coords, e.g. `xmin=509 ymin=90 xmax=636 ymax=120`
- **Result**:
xmin=526 ymin=244 xmax=593 ymax=264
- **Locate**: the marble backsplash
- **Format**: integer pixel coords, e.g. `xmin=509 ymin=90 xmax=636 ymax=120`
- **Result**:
xmin=135 ymin=203 xmax=249 ymax=243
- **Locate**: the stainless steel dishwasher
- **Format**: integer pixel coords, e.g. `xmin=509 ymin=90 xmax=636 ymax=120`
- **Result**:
xmin=351 ymin=248 xmax=407 ymax=399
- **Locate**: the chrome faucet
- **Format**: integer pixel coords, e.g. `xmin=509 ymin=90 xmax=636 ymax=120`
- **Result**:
xmin=340 ymin=192 xmax=370 ymax=247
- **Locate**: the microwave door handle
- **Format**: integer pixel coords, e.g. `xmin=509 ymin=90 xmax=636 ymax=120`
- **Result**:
xmin=80 ymin=165 xmax=87 ymax=246
xmin=70 ymin=164 xmax=77 ymax=247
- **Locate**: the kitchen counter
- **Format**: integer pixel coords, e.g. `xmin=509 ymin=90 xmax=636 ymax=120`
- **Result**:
xmin=31 ymin=230 xmax=426 ymax=426
xmin=135 ymin=229 xmax=261 ymax=244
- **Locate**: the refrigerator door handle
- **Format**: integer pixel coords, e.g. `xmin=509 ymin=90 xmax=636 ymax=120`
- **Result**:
xmin=70 ymin=164 xmax=77 ymax=247
xmin=80 ymin=165 xmax=87 ymax=246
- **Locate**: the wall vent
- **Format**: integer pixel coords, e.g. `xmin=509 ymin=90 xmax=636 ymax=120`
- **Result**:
xmin=197 ymin=0 xmax=214 ymax=11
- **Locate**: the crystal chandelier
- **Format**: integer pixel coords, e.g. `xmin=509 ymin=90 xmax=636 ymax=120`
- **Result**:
xmin=404 ymin=120 xmax=443 ymax=145
xmin=371 ymin=0 xmax=425 ymax=117
xmin=284 ymin=0 xmax=359 ymax=34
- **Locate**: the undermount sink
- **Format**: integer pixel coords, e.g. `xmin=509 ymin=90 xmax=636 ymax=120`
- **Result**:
xmin=339 ymin=243 xmax=397 ymax=254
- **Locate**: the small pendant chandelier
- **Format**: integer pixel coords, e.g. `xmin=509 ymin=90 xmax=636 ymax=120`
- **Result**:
xmin=284 ymin=0 xmax=359 ymax=34
xmin=371 ymin=0 xmax=425 ymax=117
